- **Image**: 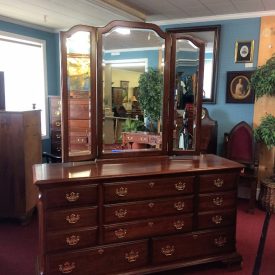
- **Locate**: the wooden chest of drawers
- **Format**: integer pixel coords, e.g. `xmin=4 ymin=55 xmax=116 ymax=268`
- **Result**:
xmin=34 ymin=155 xmax=243 ymax=274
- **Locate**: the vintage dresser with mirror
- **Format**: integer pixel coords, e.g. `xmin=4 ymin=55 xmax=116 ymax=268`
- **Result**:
xmin=33 ymin=21 xmax=242 ymax=275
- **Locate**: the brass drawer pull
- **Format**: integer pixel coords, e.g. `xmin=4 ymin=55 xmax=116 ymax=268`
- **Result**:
xmin=213 ymin=197 xmax=223 ymax=206
xmin=54 ymin=110 xmax=60 ymax=116
xmin=115 ymin=209 xmax=127 ymax=218
xmin=214 ymin=236 xmax=227 ymax=247
xmin=161 ymin=245 xmax=175 ymax=256
xmin=173 ymin=220 xmax=185 ymax=230
xmin=148 ymin=221 xmax=154 ymax=227
xmin=212 ymin=215 xmax=223 ymax=224
xmin=66 ymin=214 xmax=80 ymax=224
xmin=214 ymin=178 xmax=224 ymax=188
xmin=58 ymin=262 xmax=76 ymax=274
xmin=148 ymin=202 xmax=155 ymax=208
xmin=66 ymin=235 xmax=80 ymax=246
xmin=98 ymin=248 xmax=104 ymax=254
xmin=56 ymin=133 xmax=61 ymax=139
xmin=65 ymin=192 xmax=79 ymax=202
xmin=116 ymin=187 xmax=128 ymax=197
xmin=193 ymin=234 xmax=198 ymax=239
xmin=125 ymin=250 xmax=139 ymax=263
xmin=115 ymin=228 xmax=127 ymax=239
xmin=175 ymin=181 xmax=186 ymax=191
xmin=149 ymin=181 xmax=155 ymax=188
xmin=174 ymin=201 xmax=185 ymax=210
xmin=55 ymin=121 xmax=61 ymax=127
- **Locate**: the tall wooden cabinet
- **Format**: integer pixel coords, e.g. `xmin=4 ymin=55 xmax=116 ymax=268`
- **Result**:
xmin=0 ymin=110 xmax=42 ymax=221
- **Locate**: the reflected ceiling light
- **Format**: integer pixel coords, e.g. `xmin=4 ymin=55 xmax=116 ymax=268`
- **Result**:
xmin=187 ymin=40 xmax=197 ymax=49
xmin=111 ymin=63 xmax=145 ymax=68
xmin=115 ymin=28 xmax=131 ymax=35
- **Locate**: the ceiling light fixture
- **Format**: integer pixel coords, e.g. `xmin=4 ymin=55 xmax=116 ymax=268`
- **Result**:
xmin=115 ymin=28 xmax=131 ymax=35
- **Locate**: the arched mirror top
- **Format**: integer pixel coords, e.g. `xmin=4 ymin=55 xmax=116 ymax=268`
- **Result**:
xmin=97 ymin=20 xmax=171 ymax=158
xmin=167 ymin=25 xmax=220 ymax=103
xmin=168 ymin=33 xmax=205 ymax=155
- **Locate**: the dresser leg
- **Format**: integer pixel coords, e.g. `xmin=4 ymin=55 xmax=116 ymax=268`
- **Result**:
xmin=221 ymin=253 xmax=243 ymax=271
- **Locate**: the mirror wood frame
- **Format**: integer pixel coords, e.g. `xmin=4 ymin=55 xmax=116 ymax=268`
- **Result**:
xmin=167 ymin=25 xmax=220 ymax=104
xmin=97 ymin=20 xmax=171 ymax=159
xmin=60 ymin=25 xmax=97 ymax=163
xmin=168 ymin=33 xmax=205 ymax=155
xmin=60 ymin=21 xmax=206 ymax=162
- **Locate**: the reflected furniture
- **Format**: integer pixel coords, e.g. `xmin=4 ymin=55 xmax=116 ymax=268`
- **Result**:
xmin=122 ymin=132 xmax=162 ymax=149
xmin=49 ymin=96 xmax=62 ymax=156
xmin=201 ymin=107 xmax=218 ymax=154
xmin=0 ymin=110 xmax=41 ymax=222
xmin=224 ymin=121 xmax=258 ymax=213
xmin=34 ymin=155 xmax=243 ymax=275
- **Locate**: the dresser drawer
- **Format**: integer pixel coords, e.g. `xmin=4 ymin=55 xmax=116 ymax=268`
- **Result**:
xmin=46 ymin=207 xmax=98 ymax=231
xmin=46 ymin=240 xmax=148 ymax=275
xmin=46 ymin=227 xmax=98 ymax=252
xmin=197 ymin=209 xmax=236 ymax=230
xmin=199 ymin=191 xmax=236 ymax=211
xmin=69 ymin=99 xmax=89 ymax=120
xmin=152 ymin=228 xmax=235 ymax=264
xmin=104 ymin=176 xmax=194 ymax=203
xmin=104 ymin=196 xmax=193 ymax=223
xmin=199 ymin=173 xmax=237 ymax=193
xmin=44 ymin=185 xmax=98 ymax=209
xmin=103 ymin=214 xmax=193 ymax=244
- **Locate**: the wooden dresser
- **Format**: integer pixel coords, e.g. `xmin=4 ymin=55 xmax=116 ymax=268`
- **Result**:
xmin=49 ymin=96 xmax=90 ymax=157
xmin=33 ymin=154 xmax=243 ymax=275
xmin=0 ymin=110 xmax=42 ymax=221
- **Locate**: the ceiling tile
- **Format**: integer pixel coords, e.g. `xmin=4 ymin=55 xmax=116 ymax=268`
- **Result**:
xmin=231 ymin=0 xmax=265 ymax=12
xmin=262 ymin=0 xmax=275 ymax=9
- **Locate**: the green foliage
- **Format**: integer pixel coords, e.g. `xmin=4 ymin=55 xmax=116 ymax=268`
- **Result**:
xmin=254 ymin=114 xmax=275 ymax=150
xmin=138 ymin=68 xmax=163 ymax=121
xmin=250 ymin=55 xmax=275 ymax=99
xmin=122 ymin=118 xmax=144 ymax=132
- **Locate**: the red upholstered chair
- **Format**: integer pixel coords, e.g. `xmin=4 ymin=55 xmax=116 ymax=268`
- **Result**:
xmin=224 ymin=121 xmax=258 ymax=213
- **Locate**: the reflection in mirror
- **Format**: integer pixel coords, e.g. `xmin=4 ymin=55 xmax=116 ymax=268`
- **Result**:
xmin=66 ymin=31 xmax=92 ymax=157
xmin=173 ymin=38 xmax=199 ymax=151
xmin=101 ymin=26 xmax=165 ymax=154
xmin=168 ymin=26 xmax=220 ymax=103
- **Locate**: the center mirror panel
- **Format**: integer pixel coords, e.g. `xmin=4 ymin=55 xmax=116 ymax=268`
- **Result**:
xmin=97 ymin=21 xmax=170 ymax=158
xmin=168 ymin=34 xmax=205 ymax=155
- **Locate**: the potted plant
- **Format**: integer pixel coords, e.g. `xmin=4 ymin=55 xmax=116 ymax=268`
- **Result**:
xmin=250 ymin=55 xmax=275 ymax=99
xmin=138 ymin=68 xmax=163 ymax=132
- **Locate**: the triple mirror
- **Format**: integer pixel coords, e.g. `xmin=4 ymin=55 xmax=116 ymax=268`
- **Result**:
xmin=60 ymin=21 xmax=205 ymax=162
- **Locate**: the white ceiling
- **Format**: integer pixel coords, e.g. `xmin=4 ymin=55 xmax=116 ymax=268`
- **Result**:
xmin=0 ymin=0 xmax=275 ymax=32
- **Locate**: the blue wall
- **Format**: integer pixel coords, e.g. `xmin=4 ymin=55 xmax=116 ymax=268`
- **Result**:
xmin=0 ymin=20 xmax=60 ymax=152
xmin=163 ymin=18 xmax=260 ymax=154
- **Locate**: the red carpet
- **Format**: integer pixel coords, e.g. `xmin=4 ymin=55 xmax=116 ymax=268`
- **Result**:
xmin=0 ymin=200 xmax=274 ymax=275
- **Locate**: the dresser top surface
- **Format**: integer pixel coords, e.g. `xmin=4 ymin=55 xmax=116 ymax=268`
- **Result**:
xmin=33 ymin=154 xmax=243 ymax=185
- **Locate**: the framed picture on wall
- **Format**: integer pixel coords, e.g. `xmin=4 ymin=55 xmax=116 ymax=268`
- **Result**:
xmin=226 ymin=71 xmax=255 ymax=103
xmin=120 ymin=81 xmax=129 ymax=94
xmin=235 ymin=40 xmax=254 ymax=63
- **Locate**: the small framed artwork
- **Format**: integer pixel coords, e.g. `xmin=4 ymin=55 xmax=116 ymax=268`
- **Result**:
xmin=235 ymin=40 xmax=254 ymax=63
xmin=120 ymin=80 xmax=129 ymax=93
xmin=226 ymin=71 xmax=255 ymax=103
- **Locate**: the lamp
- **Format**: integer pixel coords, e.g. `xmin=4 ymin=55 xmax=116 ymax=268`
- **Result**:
xmin=131 ymin=95 xmax=137 ymax=102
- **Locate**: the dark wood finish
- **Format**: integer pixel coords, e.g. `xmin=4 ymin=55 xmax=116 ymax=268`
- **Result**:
xmin=60 ymin=25 xmax=97 ymax=162
xmin=224 ymin=121 xmax=258 ymax=213
xmin=0 ymin=71 xmax=5 ymax=110
xmin=49 ymin=96 xmax=62 ymax=156
xmin=97 ymin=20 xmax=172 ymax=159
xmin=34 ymin=154 xmax=243 ymax=275
xmin=0 ymin=110 xmax=42 ymax=221
xmin=167 ymin=25 xmax=221 ymax=103
xmin=201 ymin=107 xmax=218 ymax=154
xmin=122 ymin=132 xmax=162 ymax=149
xmin=168 ymin=33 xmax=204 ymax=156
